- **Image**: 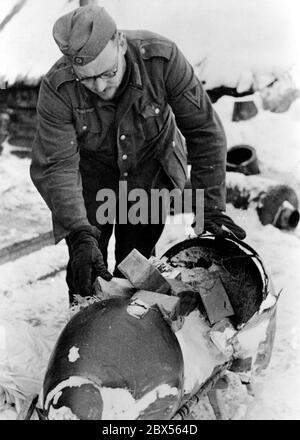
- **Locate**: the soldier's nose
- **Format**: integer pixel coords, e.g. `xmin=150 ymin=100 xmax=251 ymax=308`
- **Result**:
xmin=94 ymin=77 xmax=106 ymax=93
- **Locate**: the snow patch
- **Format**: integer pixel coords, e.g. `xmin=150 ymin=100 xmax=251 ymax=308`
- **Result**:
xmin=101 ymin=384 xmax=179 ymax=420
xmin=175 ymin=310 xmax=229 ymax=395
xmin=233 ymin=320 xmax=269 ymax=359
xmin=68 ymin=346 xmax=80 ymax=363
xmin=0 ymin=326 xmax=6 ymax=350
xmin=126 ymin=300 xmax=150 ymax=319
xmin=209 ymin=319 xmax=237 ymax=357
xmin=44 ymin=376 xmax=97 ymax=410
xmin=0 ymin=406 xmax=17 ymax=420
xmin=52 ymin=391 xmax=62 ymax=406
xmin=48 ymin=405 xmax=79 ymax=420
xmin=259 ymin=293 xmax=277 ymax=313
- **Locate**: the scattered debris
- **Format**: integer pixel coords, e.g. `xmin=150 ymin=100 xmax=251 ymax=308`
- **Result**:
xmin=260 ymin=73 xmax=300 ymax=113
xmin=117 ymin=248 xmax=171 ymax=294
xmin=198 ymin=275 xmax=234 ymax=325
xmin=227 ymin=144 xmax=260 ymax=175
xmin=226 ymin=173 xmax=299 ymax=229
xmin=126 ymin=298 xmax=151 ymax=319
xmin=232 ymin=100 xmax=258 ymax=121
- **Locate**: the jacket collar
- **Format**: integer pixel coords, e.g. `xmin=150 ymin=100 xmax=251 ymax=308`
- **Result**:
xmin=49 ymin=56 xmax=77 ymax=90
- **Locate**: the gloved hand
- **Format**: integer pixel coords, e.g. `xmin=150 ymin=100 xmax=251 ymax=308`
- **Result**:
xmin=194 ymin=208 xmax=246 ymax=240
xmin=67 ymin=225 xmax=113 ymax=297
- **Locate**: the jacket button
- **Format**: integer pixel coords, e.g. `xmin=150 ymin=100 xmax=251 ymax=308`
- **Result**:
xmin=123 ymin=172 xmax=128 ymax=177
xmin=155 ymin=108 xmax=160 ymax=114
xmin=74 ymin=57 xmax=83 ymax=64
xmin=82 ymin=125 xmax=87 ymax=131
xmin=122 ymin=154 xmax=128 ymax=160
xmin=172 ymin=141 xmax=175 ymax=147
xmin=120 ymin=134 xmax=126 ymax=141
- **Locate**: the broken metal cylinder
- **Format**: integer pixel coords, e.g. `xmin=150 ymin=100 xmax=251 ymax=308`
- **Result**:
xmin=41 ymin=237 xmax=278 ymax=420
xmin=226 ymin=172 xmax=300 ymax=230
xmin=232 ymin=100 xmax=258 ymax=121
xmin=273 ymin=200 xmax=300 ymax=229
xmin=226 ymin=145 xmax=260 ymax=175
xmin=42 ymin=297 xmax=184 ymax=420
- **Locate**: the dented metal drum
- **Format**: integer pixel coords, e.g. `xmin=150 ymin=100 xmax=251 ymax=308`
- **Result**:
xmin=43 ymin=297 xmax=184 ymax=420
xmin=42 ymin=236 xmax=279 ymax=420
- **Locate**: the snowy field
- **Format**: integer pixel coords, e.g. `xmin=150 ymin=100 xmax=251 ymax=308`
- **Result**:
xmin=1 ymin=95 xmax=299 ymax=420
xmin=1 ymin=0 xmax=300 ymax=421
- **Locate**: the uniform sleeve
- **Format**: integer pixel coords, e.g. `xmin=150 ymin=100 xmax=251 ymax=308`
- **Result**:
xmin=30 ymin=78 xmax=90 ymax=242
xmin=164 ymin=43 xmax=227 ymax=211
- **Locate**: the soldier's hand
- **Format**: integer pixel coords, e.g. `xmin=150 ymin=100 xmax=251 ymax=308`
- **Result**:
xmin=194 ymin=208 xmax=246 ymax=240
xmin=67 ymin=226 xmax=112 ymax=297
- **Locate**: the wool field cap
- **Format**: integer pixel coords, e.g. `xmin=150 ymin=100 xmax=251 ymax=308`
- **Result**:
xmin=53 ymin=5 xmax=117 ymax=65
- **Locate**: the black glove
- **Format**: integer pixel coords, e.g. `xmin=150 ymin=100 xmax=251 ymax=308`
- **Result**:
xmin=200 ymin=208 xmax=246 ymax=240
xmin=67 ymin=225 xmax=113 ymax=297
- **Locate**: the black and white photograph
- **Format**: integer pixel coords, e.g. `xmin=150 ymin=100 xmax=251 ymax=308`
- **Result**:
xmin=0 ymin=0 xmax=299 ymax=422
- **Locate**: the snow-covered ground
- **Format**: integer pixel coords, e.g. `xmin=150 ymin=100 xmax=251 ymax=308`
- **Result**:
xmin=1 ymin=0 xmax=300 ymax=421
xmin=1 ymin=94 xmax=300 ymax=419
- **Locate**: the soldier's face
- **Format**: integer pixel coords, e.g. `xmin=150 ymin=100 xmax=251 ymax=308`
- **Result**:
xmin=74 ymin=34 xmax=127 ymax=100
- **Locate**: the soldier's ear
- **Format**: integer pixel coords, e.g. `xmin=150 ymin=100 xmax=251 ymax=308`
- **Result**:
xmin=118 ymin=32 xmax=127 ymax=54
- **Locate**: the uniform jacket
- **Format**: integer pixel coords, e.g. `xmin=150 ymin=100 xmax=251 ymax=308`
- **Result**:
xmin=30 ymin=30 xmax=227 ymax=243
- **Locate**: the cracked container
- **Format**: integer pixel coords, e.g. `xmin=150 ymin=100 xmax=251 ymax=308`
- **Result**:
xmin=42 ymin=236 xmax=279 ymax=420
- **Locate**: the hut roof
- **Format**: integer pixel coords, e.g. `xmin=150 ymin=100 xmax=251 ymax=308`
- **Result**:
xmin=1 ymin=0 xmax=299 ymax=90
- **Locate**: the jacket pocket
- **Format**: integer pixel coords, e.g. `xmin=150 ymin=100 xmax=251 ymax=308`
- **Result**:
xmin=74 ymin=107 xmax=101 ymax=152
xmin=140 ymin=102 xmax=164 ymax=142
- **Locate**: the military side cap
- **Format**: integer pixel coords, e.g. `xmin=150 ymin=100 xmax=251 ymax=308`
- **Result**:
xmin=53 ymin=5 xmax=117 ymax=65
